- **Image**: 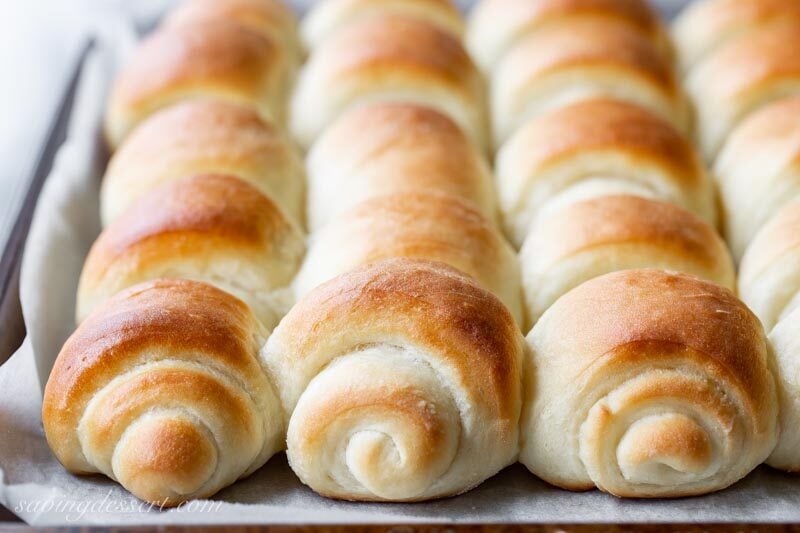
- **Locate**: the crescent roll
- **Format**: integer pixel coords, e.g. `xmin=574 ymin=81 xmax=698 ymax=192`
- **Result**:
xmin=164 ymin=0 xmax=302 ymax=63
xmin=522 ymin=269 xmax=778 ymax=497
xmin=714 ymin=96 xmax=800 ymax=261
xmin=468 ymin=0 xmax=670 ymax=74
xmin=43 ymin=279 xmax=284 ymax=506
xmin=302 ymin=0 xmax=464 ymax=50
xmin=673 ymin=0 xmax=800 ymax=74
xmin=739 ymin=198 xmax=800 ymax=333
xmin=495 ymin=98 xmax=715 ymax=247
xmin=520 ymin=195 xmax=735 ymax=326
xmin=263 ymin=259 xmax=523 ymax=501
xmin=101 ymin=100 xmax=305 ymax=227
xmin=290 ymin=14 xmax=486 ymax=150
xmin=490 ymin=17 xmax=688 ymax=148
xmin=305 ymin=102 xmax=495 ymax=231
xmin=686 ymin=21 xmax=800 ymax=160
xmin=79 ymin=174 xmax=305 ymax=329
xmin=105 ymin=18 xmax=291 ymax=149
xmin=294 ymin=192 xmax=523 ymax=325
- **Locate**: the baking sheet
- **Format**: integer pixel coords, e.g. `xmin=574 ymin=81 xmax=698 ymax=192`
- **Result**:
xmin=4 ymin=0 xmax=800 ymax=526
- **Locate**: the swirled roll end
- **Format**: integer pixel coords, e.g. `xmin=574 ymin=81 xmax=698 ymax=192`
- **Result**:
xmin=112 ymin=414 xmax=219 ymax=506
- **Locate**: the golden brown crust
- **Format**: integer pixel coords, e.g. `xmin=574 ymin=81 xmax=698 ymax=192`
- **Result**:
xmin=533 ymin=195 xmax=731 ymax=273
xmin=519 ymin=195 xmax=735 ymax=325
xmin=521 ymin=269 xmax=778 ymax=497
xmin=491 ymin=17 xmax=684 ymax=145
xmin=468 ymin=0 xmax=668 ymax=71
xmin=79 ymin=174 xmax=305 ymax=324
xmin=164 ymin=0 xmax=301 ymax=60
xmin=306 ymin=102 xmax=495 ymax=230
xmin=290 ymin=14 xmax=486 ymax=149
xmin=267 ymin=258 xmax=523 ymax=500
xmin=302 ymin=0 xmax=464 ymax=49
xmin=496 ymin=99 xmax=713 ymax=247
xmin=697 ymin=23 xmax=800 ymax=102
xmin=510 ymin=99 xmax=699 ymax=185
xmin=687 ymin=21 xmax=800 ymax=158
xmin=294 ymin=192 xmax=522 ymax=324
xmin=43 ymin=279 xmax=285 ymax=506
xmin=271 ymin=258 xmax=520 ymax=424
xmin=44 ymin=279 xmax=263 ymax=469
xmin=505 ymin=18 xmax=672 ymax=88
xmin=712 ymin=96 xmax=800 ymax=260
xmin=673 ymin=0 xmax=800 ymax=71
xmin=105 ymin=19 xmax=289 ymax=148
xmin=542 ymin=270 xmax=770 ymax=406
xmin=101 ymin=99 xmax=305 ymax=226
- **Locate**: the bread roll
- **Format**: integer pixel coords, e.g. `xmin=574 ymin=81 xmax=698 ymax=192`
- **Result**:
xmin=673 ymin=0 xmax=800 ymax=74
xmin=496 ymin=99 xmax=715 ymax=247
xmin=294 ymin=192 xmax=523 ymax=325
xmin=766 ymin=304 xmax=800 ymax=471
xmin=522 ymin=269 xmax=778 ymax=497
xmin=105 ymin=19 xmax=291 ymax=149
xmin=739 ymin=198 xmax=800 ymax=333
xmin=164 ymin=0 xmax=302 ymax=63
xmin=468 ymin=0 xmax=670 ymax=74
xmin=101 ymin=100 xmax=304 ymax=227
xmin=263 ymin=259 xmax=523 ymax=501
xmin=490 ymin=18 xmax=688 ymax=148
xmin=290 ymin=14 xmax=486 ymax=150
xmin=686 ymin=21 xmax=800 ymax=160
xmin=521 ymin=195 xmax=735 ymax=326
xmin=302 ymin=0 xmax=464 ymax=50
xmin=79 ymin=174 xmax=305 ymax=329
xmin=43 ymin=279 xmax=283 ymax=506
xmin=306 ymin=102 xmax=495 ymax=231
xmin=714 ymin=96 xmax=800 ymax=261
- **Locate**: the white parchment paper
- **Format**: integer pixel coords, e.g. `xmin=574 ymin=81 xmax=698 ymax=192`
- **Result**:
xmin=2 ymin=0 xmax=799 ymax=526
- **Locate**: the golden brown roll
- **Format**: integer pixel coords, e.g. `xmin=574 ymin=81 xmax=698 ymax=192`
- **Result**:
xmin=302 ymin=0 xmax=464 ymax=50
xmin=164 ymin=0 xmax=302 ymax=63
xmin=263 ymin=259 xmax=523 ymax=501
xmin=105 ymin=18 xmax=291 ymax=149
xmin=290 ymin=14 xmax=487 ymax=150
xmin=490 ymin=17 xmax=688 ymax=148
xmin=294 ymin=192 xmax=523 ymax=325
xmin=673 ymin=0 xmax=800 ymax=74
xmin=305 ymin=102 xmax=495 ymax=231
xmin=468 ymin=0 xmax=670 ymax=74
xmin=686 ymin=21 xmax=800 ymax=160
xmin=495 ymin=99 xmax=715 ymax=247
xmin=101 ymin=100 xmax=305 ymax=227
xmin=739 ymin=198 xmax=800 ymax=333
xmin=79 ymin=174 xmax=305 ymax=329
xmin=714 ymin=96 xmax=800 ymax=261
xmin=522 ymin=269 xmax=778 ymax=497
xmin=43 ymin=279 xmax=284 ymax=506
xmin=520 ymin=195 xmax=735 ymax=326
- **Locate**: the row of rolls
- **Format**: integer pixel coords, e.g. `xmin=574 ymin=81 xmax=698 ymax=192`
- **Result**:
xmin=38 ymin=0 xmax=800 ymax=507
